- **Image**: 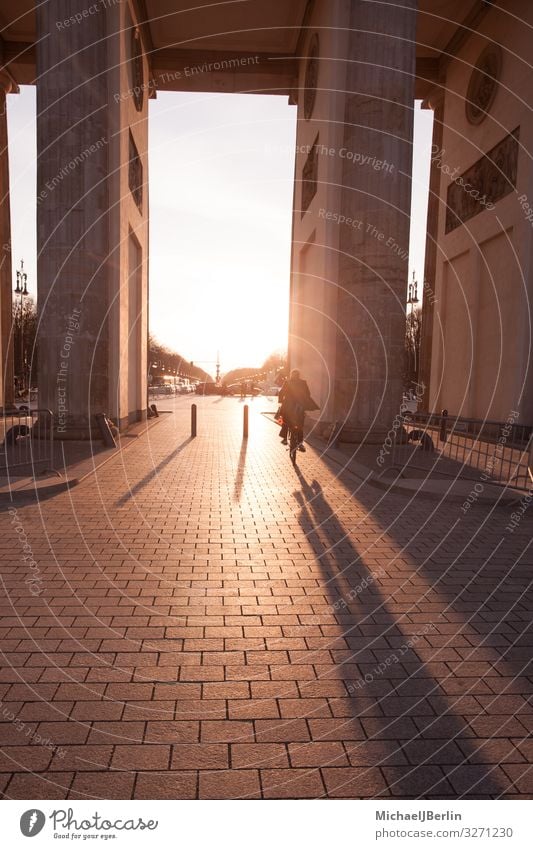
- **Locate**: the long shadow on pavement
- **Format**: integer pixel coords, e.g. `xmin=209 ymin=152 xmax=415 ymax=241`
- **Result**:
xmin=115 ymin=437 xmax=193 ymax=507
xmin=233 ymin=440 xmax=248 ymax=502
xmin=292 ymin=464 xmax=508 ymax=798
xmin=317 ymin=447 xmax=533 ymax=759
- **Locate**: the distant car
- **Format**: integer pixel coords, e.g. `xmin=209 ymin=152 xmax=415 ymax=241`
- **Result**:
xmin=195 ymin=382 xmax=220 ymax=395
xmin=225 ymin=383 xmax=262 ymax=397
xmin=263 ymin=386 xmax=280 ymax=397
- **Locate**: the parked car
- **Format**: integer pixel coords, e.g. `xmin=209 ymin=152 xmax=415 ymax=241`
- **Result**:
xmin=195 ymin=382 xmax=220 ymax=395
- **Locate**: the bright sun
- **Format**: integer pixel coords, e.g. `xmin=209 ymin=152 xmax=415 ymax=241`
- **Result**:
xmin=148 ymin=91 xmax=297 ymax=373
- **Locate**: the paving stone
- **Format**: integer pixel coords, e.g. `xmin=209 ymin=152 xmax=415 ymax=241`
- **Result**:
xmin=255 ymin=719 xmax=310 ymax=743
xmin=144 ymin=721 xmax=199 ymax=743
xmin=134 ymin=771 xmax=197 ymax=799
xmin=69 ymin=771 xmax=135 ymax=799
xmin=199 ymin=769 xmax=261 ymax=799
xmin=343 ymin=741 xmax=409 ymax=767
xmin=501 ymin=764 xmax=533 ymax=793
xmin=231 ymin=743 xmax=289 ymax=769
xmin=261 ymin=767 xmax=325 ymax=798
xmin=171 ymin=743 xmax=228 ymax=770
xmin=383 ymin=765 xmax=454 ymax=797
xmin=111 ymin=745 xmax=170 ymax=771
xmin=50 ymin=744 xmax=113 ymax=773
xmin=288 ymin=741 xmax=347 ymax=768
xmin=87 ymin=721 xmax=145 ymax=745
xmin=0 ymin=746 xmax=52 ymax=772
xmin=201 ymin=721 xmax=255 ymax=743
xmin=322 ymin=767 xmax=388 ymax=797
xmin=229 ymin=699 xmax=280 ymax=720
xmin=6 ymin=772 xmax=73 ymax=799
xmin=444 ymin=764 xmax=512 ymax=796
xmin=0 ymin=400 xmax=531 ymax=798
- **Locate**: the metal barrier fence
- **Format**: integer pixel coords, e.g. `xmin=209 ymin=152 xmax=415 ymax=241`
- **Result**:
xmin=391 ymin=411 xmax=533 ymax=492
xmin=0 ymin=408 xmax=54 ymax=474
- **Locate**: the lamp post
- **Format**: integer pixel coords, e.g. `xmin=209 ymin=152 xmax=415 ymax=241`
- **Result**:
xmin=14 ymin=259 xmax=28 ymax=396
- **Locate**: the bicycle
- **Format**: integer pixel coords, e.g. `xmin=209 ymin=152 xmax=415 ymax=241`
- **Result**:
xmin=288 ymin=425 xmax=299 ymax=465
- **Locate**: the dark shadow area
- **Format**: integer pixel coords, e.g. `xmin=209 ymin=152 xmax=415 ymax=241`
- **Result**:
xmin=292 ymin=464 xmax=509 ymax=798
xmin=233 ymin=440 xmax=248 ymax=502
xmin=317 ymin=445 xmax=533 ymax=685
xmin=115 ymin=437 xmax=192 ymax=506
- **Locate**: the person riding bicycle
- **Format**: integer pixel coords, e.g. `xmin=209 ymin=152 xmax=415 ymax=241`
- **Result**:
xmin=278 ymin=369 xmax=318 ymax=452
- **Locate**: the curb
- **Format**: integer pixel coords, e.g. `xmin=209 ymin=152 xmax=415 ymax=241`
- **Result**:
xmin=0 ymin=413 xmax=170 ymax=502
xmin=309 ymin=437 xmax=526 ymax=507
xmin=0 ymin=476 xmax=79 ymax=504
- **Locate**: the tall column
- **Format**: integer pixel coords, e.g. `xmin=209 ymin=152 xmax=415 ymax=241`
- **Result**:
xmin=0 ymin=73 xmax=15 ymax=411
xmin=418 ymin=89 xmax=445 ymax=411
xmin=334 ymin=0 xmax=417 ymax=441
xmin=36 ymin=1 xmax=111 ymax=437
xmin=35 ymin=0 xmax=148 ymax=437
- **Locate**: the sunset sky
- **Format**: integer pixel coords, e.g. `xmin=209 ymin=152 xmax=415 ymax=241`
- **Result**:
xmin=7 ymin=87 xmax=432 ymax=374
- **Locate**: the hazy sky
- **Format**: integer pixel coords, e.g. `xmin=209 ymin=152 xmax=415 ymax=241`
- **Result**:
xmin=6 ymin=86 xmax=432 ymax=374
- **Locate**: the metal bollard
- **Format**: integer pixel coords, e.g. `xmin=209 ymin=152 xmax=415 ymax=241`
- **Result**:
xmin=191 ymin=403 xmax=197 ymax=438
xmin=439 ymin=408 xmax=448 ymax=443
xmin=243 ymin=404 xmax=249 ymax=439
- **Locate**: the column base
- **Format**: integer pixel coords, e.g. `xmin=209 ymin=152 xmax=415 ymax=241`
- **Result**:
xmin=53 ymin=411 xmax=146 ymax=440
xmin=315 ymin=419 xmax=392 ymax=445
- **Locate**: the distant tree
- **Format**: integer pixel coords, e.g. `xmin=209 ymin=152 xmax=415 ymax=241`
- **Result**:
xmin=222 ymin=351 xmax=287 ymax=388
xmin=148 ymin=335 xmax=212 ymax=383
xmin=222 ymin=367 xmax=259 ymax=387
xmin=404 ymin=305 xmax=422 ymax=389
xmin=261 ymin=350 xmax=286 ymax=374
xmin=12 ymin=295 xmax=38 ymax=392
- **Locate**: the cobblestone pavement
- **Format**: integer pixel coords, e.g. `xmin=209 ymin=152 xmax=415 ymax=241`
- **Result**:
xmin=0 ymin=397 xmax=532 ymax=799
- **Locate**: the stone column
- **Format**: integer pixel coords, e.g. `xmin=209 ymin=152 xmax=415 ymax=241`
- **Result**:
xmin=418 ymin=89 xmax=445 ymax=412
xmin=36 ymin=1 xmax=149 ymax=437
xmin=334 ymin=0 xmax=417 ymax=441
xmin=0 ymin=73 xmax=15 ymax=411
xmin=36 ymin=1 xmax=111 ymax=437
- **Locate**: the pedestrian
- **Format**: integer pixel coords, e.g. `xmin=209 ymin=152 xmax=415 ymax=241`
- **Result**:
xmin=278 ymin=369 xmax=319 ymax=452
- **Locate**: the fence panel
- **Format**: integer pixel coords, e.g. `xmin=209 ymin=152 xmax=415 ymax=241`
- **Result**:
xmin=391 ymin=412 xmax=532 ymax=492
xmin=0 ymin=408 xmax=54 ymax=474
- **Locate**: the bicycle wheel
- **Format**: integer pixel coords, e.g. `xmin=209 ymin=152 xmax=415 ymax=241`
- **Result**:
xmin=289 ymin=428 xmax=298 ymax=465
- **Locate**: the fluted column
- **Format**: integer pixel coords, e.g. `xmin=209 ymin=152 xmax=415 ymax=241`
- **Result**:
xmin=334 ymin=0 xmax=417 ymax=441
xmin=36 ymin=0 xmax=111 ymax=437
xmin=0 ymin=72 xmax=16 ymax=411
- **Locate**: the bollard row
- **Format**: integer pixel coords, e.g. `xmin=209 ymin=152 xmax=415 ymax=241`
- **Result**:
xmin=190 ymin=403 xmax=248 ymax=438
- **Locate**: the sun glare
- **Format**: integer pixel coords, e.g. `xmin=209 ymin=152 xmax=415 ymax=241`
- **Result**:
xmin=148 ymin=91 xmax=297 ymax=372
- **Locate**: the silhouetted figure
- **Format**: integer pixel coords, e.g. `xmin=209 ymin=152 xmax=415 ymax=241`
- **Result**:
xmin=278 ymin=369 xmax=318 ymax=451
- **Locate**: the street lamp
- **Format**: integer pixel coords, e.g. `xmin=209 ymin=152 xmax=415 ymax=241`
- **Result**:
xmin=14 ymin=259 xmax=28 ymax=396
xmin=407 ymin=271 xmax=419 ymax=310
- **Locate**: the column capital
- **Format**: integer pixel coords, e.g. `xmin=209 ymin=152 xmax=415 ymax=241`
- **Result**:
xmin=0 ymin=70 xmax=19 ymax=96
xmin=422 ymin=84 xmax=446 ymax=112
